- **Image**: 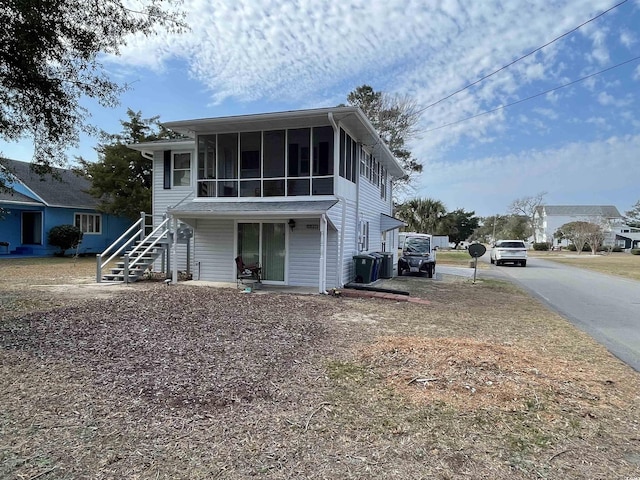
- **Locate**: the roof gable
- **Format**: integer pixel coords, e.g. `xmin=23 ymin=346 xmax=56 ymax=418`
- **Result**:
xmin=1 ymin=158 xmax=98 ymax=209
xmin=541 ymin=205 xmax=622 ymax=217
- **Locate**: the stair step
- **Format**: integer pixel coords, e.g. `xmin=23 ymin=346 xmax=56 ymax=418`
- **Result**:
xmin=98 ymin=232 xmax=169 ymax=284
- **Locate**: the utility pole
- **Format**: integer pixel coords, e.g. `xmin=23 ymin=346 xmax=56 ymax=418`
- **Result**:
xmin=492 ymin=214 xmax=499 ymax=243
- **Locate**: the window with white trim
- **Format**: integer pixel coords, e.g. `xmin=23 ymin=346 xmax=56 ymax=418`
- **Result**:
xmin=359 ymin=219 xmax=369 ymax=252
xmin=75 ymin=213 xmax=101 ymax=234
xmin=173 ymin=152 xmax=192 ymax=187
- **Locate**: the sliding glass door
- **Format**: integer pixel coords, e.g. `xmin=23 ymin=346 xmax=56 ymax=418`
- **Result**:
xmin=237 ymin=222 xmax=286 ymax=283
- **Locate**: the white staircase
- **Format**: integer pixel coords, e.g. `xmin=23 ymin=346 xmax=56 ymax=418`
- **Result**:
xmin=101 ymin=239 xmax=168 ymax=283
xmin=97 ymin=213 xmax=172 ymax=284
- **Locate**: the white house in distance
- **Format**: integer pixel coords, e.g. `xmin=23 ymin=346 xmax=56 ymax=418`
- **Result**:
xmin=533 ymin=205 xmax=629 ymax=248
xmin=127 ymin=106 xmax=406 ymax=292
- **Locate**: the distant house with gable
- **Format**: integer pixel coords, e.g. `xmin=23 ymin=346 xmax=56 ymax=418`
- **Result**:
xmin=533 ymin=205 xmax=639 ymax=249
xmin=0 ymin=158 xmax=131 ymax=256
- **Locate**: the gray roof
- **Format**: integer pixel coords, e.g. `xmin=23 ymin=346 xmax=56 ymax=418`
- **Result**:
xmin=540 ymin=205 xmax=622 ymax=217
xmin=380 ymin=213 xmax=406 ymax=232
xmin=170 ymin=200 xmax=339 ymax=218
xmin=1 ymin=158 xmax=97 ymax=209
xmin=160 ymin=106 xmax=405 ymax=179
xmin=616 ymin=232 xmax=640 ymax=241
xmin=0 ymin=188 xmax=42 ymax=205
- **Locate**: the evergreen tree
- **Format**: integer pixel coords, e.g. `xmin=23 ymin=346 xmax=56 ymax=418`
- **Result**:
xmin=440 ymin=209 xmax=480 ymax=247
xmin=625 ymin=200 xmax=640 ymax=228
xmin=345 ymin=85 xmax=422 ymax=189
xmin=77 ymin=109 xmax=179 ymax=220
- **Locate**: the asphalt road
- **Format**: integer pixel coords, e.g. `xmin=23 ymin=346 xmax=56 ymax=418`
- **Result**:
xmin=481 ymin=254 xmax=640 ymax=372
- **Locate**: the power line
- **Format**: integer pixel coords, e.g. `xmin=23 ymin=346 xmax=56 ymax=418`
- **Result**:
xmin=422 ymin=55 xmax=640 ymax=133
xmin=417 ymin=0 xmax=629 ymax=114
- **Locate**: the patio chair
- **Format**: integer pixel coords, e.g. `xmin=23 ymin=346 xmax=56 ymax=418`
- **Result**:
xmin=235 ymin=256 xmax=261 ymax=287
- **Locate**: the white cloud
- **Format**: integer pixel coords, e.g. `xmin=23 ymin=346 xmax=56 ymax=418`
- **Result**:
xmin=597 ymin=91 xmax=633 ymax=107
xmin=533 ymin=107 xmax=558 ymax=119
xmin=586 ymin=116 xmax=609 ymax=128
xmin=619 ymin=29 xmax=637 ymax=48
xmin=91 ymin=0 xmax=638 ymax=215
xmin=413 ymin=134 xmax=640 ymax=215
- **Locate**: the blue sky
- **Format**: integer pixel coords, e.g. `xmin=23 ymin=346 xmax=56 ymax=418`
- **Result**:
xmin=2 ymin=0 xmax=639 ymax=217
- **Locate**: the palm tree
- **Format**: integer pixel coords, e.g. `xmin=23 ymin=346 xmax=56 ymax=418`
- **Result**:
xmin=395 ymin=198 xmax=447 ymax=233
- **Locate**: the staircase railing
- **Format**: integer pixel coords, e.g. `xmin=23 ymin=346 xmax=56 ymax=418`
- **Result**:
xmin=97 ymin=212 xmax=145 ymax=282
xmin=122 ymin=217 xmax=171 ymax=283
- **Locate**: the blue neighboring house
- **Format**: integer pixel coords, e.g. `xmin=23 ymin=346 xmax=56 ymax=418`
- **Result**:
xmin=0 ymin=158 xmax=131 ymax=256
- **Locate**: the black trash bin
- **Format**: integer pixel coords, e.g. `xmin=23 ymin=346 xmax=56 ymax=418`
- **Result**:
xmin=353 ymin=254 xmax=375 ymax=283
xmin=377 ymin=252 xmax=394 ymax=279
xmin=369 ymin=252 xmax=383 ymax=281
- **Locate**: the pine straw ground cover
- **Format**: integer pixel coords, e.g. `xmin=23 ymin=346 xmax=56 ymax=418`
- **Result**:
xmin=1 ymin=259 xmax=640 ymax=479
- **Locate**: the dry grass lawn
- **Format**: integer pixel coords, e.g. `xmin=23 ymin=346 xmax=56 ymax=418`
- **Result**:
xmin=436 ymin=250 xmax=488 ymax=269
xmin=530 ymin=251 xmax=640 ymax=281
xmin=1 ymin=257 xmax=640 ymax=479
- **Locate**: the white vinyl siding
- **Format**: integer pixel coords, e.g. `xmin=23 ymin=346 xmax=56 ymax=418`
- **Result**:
xmin=153 ymin=150 xmax=196 ymax=273
xmin=358 ymin=173 xmax=392 ymax=255
xmin=193 ymin=218 xmax=235 ymax=282
xmin=327 ymin=198 xmax=357 ymax=287
xmin=288 ymin=218 xmax=321 ymax=287
xmin=325 ymin=229 xmax=338 ymax=289
xmin=153 ymin=150 xmax=196 ymax=222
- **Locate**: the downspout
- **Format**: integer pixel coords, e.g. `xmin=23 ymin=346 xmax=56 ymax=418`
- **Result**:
xmin=319 ymin=214 xmax=327 ymax=293
xmin=328 ymin=112 xmax=348 ymax=287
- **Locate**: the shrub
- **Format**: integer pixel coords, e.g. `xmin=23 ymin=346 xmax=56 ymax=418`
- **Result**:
xmin=567 ymin=244 xmax=576 ymax=251
xmin=532 ymin=242 xmax=550 ymax=251
xmin=48 ymin=224 xmax=83 ymax=256
xmin=631 ymin=249 xmax=640 ymax=256
xmin=611 ymin=246 xmax=623 ymax=252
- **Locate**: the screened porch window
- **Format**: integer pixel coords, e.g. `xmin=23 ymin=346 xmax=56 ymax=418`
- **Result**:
xmin=196 ymin=126 xmax=334 ymax=198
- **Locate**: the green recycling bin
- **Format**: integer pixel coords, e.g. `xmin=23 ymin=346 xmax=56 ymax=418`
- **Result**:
xmin=378 ymin=252 xmax=394 ymax=279
xmin=353 ymin=254 xmax=375 ymax=283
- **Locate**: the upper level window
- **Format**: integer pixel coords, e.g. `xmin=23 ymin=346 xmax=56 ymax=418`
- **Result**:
xmin=263 ymin=130 xmax=285 ymax=178
xmin=173 ymin=152 xmax=192 ymax=187
xmin=75 ymin=213 xmax=101 ymax=234
xmin=380 ymin=167 xmax=387 ymax=200
xmin=196 ymin=126 xmax=333 ymax=198
xmin=313 ymin=126 xmax=334 ymax=176
xmin=288 ymin=128 xmax=310 ymax=177
xmin=338 ymin=128 xmax=356 ymax=184
xmin=218 ymin=133 xmax=238 ymax=179
xmin=241 ymin=131 xmax=261 ymax=179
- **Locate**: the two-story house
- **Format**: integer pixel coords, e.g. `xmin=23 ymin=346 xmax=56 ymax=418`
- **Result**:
xmin=533 ymin=205 xmax=626 ymax=248
xmin=127 ymin=106 xmax=406 ymax=292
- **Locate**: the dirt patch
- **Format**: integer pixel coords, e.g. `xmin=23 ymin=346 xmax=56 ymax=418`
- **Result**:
xmin=2 ymin=259 xmax=640 ymax=478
